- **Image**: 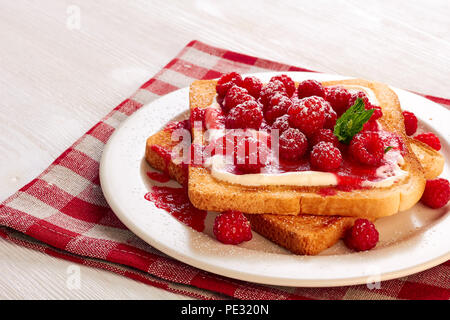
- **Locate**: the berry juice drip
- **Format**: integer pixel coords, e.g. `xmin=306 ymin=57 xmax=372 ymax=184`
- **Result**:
xmin=144 ymin=187 xmax=207 ymax=232
xmin=146 ymin=171 xmax=171 ymax=183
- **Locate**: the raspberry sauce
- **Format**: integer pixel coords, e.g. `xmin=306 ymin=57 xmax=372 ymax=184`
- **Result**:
xmin=144 ymin=187 xmax=207 ymax=232
xmin=146 ymin=171 xmax=171 ymax=183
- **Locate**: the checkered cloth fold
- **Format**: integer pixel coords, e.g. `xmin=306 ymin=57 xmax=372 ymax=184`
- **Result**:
xmin=1 ymin=41 xmax=449 ymax=300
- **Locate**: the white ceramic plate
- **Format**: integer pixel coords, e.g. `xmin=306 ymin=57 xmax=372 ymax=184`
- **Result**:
xmin=100 ymin=72 xmax=450 ymax=287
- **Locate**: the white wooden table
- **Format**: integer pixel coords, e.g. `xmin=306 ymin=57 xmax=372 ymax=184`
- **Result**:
xmin=1 ymin=0 xmax=449 ymax=299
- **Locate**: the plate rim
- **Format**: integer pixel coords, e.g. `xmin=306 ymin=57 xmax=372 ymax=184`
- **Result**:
xmin=100 ymin=71 xmax=450 ymax=287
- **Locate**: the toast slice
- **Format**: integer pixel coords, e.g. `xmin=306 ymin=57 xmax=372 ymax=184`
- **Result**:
xmin=145 ymin=124 xmax=444 ymax=255
xmin=188 ymin=78 xmax=427 ymax=219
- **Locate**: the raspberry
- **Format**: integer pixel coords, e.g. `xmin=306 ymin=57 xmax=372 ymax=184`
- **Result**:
xmin=234 ymin=135 xmax=270 ymax=173
xmin=421 ymin=178 xmax=450 ymax=209
xmin=297 ymin=79 xmax=325 ymax=99
xmin=362 ymin=119 xmax=379 ymax=132
xmin=311 ymin=129 xmax=338 ymax=146
xmin=270 ymin=74 xmax=296 ymax=97
xmin=265 ymin=92 xmax=293 ymax=124
xmin=344 ymin=219 xmax=379 ymax=251
xmin=414 ymin=132 xmax=441 ymax=151
xmin=323 ymin=102 xmax=338 ymax=129
xmin=349 ymin=132 xmax=384 ymax=166
xmin=325 ymin=86 xmax=352 ymax=115
xmin=223 ymin=85 xmax=253 ymax=113
xmin=279 ymin=128 xmax=308 ymax=161
xmin=216 ymin=72 xmax=243 ymax=97
xmin=241 ymin=76 xmax=263 ymax=99
xmin=225 ymin=100 xmax=263 ymax=130
xmin=271 ymin=114 xmax=291 ymax=134
xmin=310 ymin=142 xmax=343 ymax=171
xmin=348 ymin=91 xmax=370 ymax=108
xmin=378 ymin=131 xmax=406 ymax=154
xmin=259 ymin=80 xmax=287 ymax=106
xmin=402 ymin=111 xmax=418 ymax=136
xmin=288 ymin=96 xmax=328 ymax=136
xmin=213 ymin=211 xmax=252 ymax=245
xmin=369 ymin=105 xmax=383 ymax=120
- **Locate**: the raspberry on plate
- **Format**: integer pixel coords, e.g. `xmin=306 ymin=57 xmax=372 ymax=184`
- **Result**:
xmin=223 ymin=85 xmax=253 ymax=113
xmin=421 ymin=178 xmax=450 ymax=209
xmin=241 ymin=76 xmax=263 ymax=99
xmin=271 ymin=114 xmax=291 ymax=134
xmin=264 ymin=92 xmax=293 ymax=124
xmin=344 ymin=219 xmax=379 ymax=251
xmin=216 ymin=72 xmax=243 ymax=97
xmin=348 ymin=91 xmax=370 ymax=109
xmin=350 ymin=132 xmax=385 ymax=166
xmin=234 ymin=135 xmax=270 ymax=173
xmin=310 ymin=141 xmax=343 ymax=171
xmin=279 ymin=128 xmax=308 ymax=161
xmin=402 ymin=111 xmax=418 ymax=136
xmin=288 ymin=96 xmax=328 ymax=136
xmin=361 ymin=119 xmax=379 ymax=132
xmin=348 ymin=91 xmax=382 ymax=120
xmin=225 ymin=100 xmax=263 ymax=130
xmin=259 ymin=80 xmax=287 ymax=107
xmin=297 ymin=79 xmax=325 ymax=99
xmin=414 ymin=132 xmax=441 ymax=151
xmin=323 ymin=102 xmax=338 ymax=129
xmin=270 ymin=74 xmax=296 ymax=97
xmin=311 ymin=128 xmax=339 ymax=146
xmin=325 ymin=86 xmax=352 ymax=115
xmin=213 ymin=211 xmax=252 ymax=245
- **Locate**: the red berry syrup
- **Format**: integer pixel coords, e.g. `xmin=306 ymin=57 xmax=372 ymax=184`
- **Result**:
xmin=144 ymin=187 xmax=207 ymax=232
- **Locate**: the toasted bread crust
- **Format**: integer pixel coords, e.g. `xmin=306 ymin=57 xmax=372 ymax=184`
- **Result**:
xmin=188 ymin=78 xmax=427 ymax=218
xmin=246 ymin=214 xmax=356 ymax=255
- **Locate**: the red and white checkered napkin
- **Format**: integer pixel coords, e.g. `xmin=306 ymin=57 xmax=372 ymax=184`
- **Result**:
xmin=1 ymin=41 xmax=449 ymax=300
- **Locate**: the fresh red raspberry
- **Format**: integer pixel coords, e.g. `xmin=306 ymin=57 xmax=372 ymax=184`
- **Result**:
xmin=213 ymin=211 xmax=252 ymax=245
xmin=270 ymin=74 xmax=296 ymax=97
xmin=323 ymin=102 xmax=338 ymax=129
xmin=265 ymin=92 xmax=293 ymax=124
xmin=362 ymin=119 xmax=379 ymax=132
xmin=311 ymin=129 xmax=339 ymax=146
xmin=378 ymin=131 xmax=406 ymax=154
xmin=402 ymin=111 xmax=418 ymax=136
xmin=350 ymin=132 xmax=385 ymax=166
xmin=421 ymin=178 xmax=450 ymax=209
xmin=369 ymin=105 xmax=383 ymax=120
xmin=234 ymin=135 xmax=270 ymax=173
xmin=241 ymin=76 xmax=263 ymax=99
xmin=278 ymin=128 xmax=308 ymax=161
xmin=216 ymin=72 xmax=243 ymax=97
xmin=288 ymin=96 xmax=328 ymax=136
xmin=225 ymin=100 xmax=263 ymax=130
xmin=259 ymin=80 xmax=287 ymax=106
xmin=271 ymin=114 xmax=291 ymax=134
xmin=414 ymin=132 xmax=441 ymax=151
xmin=310 ymin=142 xmax=343 ymax=171
xmin=297 ymin=79 xmax=325 ymax=99
xmin=223 ymin=85 xmax=253 ymax=113
xmin=325 ymin=86 xmax=352 ymax=115
xmin=348 ymin=91 xmax=370 ymax=108
xmin=344 ymin=219 xmax=379 ymax=251
xmin=347 ymin=92 xmax=382 ymax=120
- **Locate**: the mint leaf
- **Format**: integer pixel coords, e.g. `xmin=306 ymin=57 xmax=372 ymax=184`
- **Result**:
xmin=333 ymin=98 xmax=374 ymax=144
xmin=384 ymin=146 xmax=394 ymax=153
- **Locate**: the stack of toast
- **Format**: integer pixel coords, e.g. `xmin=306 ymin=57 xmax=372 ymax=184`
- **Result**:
xmin=145 ymin=78 xmax=444 ymax=255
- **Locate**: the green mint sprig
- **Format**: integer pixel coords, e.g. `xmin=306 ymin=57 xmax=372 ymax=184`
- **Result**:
xmin=333 ymin=98 xmax=374 ymax=144
xmin=384 ymin=146 xmax=394 ymax=153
